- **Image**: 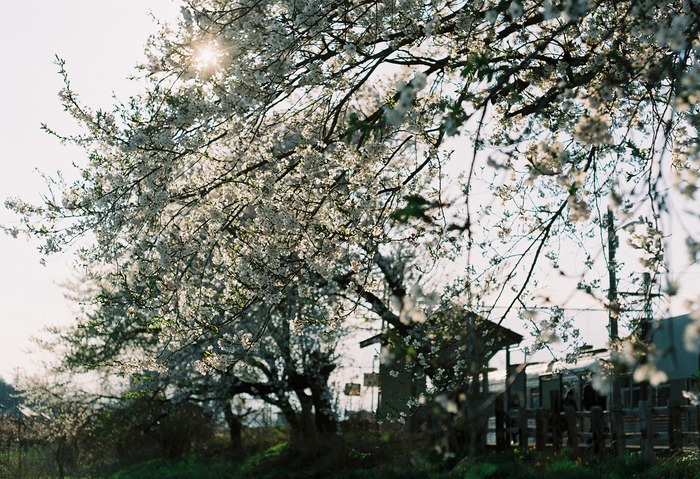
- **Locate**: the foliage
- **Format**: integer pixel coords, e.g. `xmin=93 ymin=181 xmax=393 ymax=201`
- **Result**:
xmin=103 ymin=446 xmax=700 ymax=479
xmin=6 ymin=416 xmax=700 ymax=479
xmin=9 ymin=372 xmax=221 ymax=478
xmin=38 ymin=272 xmax=345 ymax=443
xmin=108 ymin=457 xmax=239 ymax=479
xmin=13 ymin=375 xmax=106 ymax=478
xmin=0 ymin=378 xmax=20 ymax=412
xmin=91 ymin=395 xmax=216 ymax=465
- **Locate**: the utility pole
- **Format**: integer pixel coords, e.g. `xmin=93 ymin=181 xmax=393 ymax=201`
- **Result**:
xmin=619 ymin=272 xmax=661 ymax=402
xmin=642 ymin=272 xmax=653 ymax=403
xmin=607 ymin=206 xmax=625 ymax=454
xmin=607 ymin=207 xmax=619 ymax=342
xmin=640 ymin=272 xmax=653 ymax=343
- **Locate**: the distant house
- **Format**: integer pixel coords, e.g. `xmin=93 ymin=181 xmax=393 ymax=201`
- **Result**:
xmin=0 ymin=378 xmax=21 ymax=416
xmin=360 ymin=307 xmax=523 ymax=429
xmin=360 ymin=330 xmax=426 ymax=428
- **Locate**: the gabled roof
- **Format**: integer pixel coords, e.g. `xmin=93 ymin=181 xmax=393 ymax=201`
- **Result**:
xmin=478 ymin=319 xmax=524 ymax=354
xmin=359 ymin=333 xmax=382 ymax=349
xmin=430 ymin=307 xmax=523 ymax=363
xmin=360 ymin=307 xmax=522 ymax=360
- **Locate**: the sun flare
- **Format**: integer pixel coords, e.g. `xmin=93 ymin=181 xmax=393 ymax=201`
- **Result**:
xmin=193 ymin=43 xmax=221 ymax=72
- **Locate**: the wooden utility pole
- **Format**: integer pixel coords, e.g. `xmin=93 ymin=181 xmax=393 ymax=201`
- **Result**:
xmin=620 ymin=272 xmax=660 ymax=402
xmin=607 ymin=206 xmax=625 ymax=454
xmin=640 ymin=272 xmax=654 ymax=403
xmin=641 ymin=272 xmax=653 ymax=343
xmin=607 ymin=207 xmax=619 ymax=342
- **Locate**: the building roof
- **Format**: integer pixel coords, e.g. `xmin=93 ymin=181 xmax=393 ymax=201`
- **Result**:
xmin=359 ymin=333 xmax=381 ymax=349
xmin=360 ymin=307 xmax=523 ymax=361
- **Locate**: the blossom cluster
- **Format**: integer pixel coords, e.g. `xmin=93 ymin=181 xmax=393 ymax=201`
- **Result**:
xmin=8 ymin=0 xmax=700 ymax=407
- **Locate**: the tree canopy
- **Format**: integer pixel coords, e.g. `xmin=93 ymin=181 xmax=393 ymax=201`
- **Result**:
xmin=8 ymin=0 xmax=700 ymax=411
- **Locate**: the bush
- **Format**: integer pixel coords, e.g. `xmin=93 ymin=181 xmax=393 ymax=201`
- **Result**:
xmin=103 ymin=437 xmax=700 ymax=479
xmin=108 ymin=457 xmax=238 ymax=479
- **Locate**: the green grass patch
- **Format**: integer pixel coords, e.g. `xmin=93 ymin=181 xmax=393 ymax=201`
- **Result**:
xmin=103 ymin=444 xmax=700 ymax=479
xmin=106 ymin=457 xmax=239 ymax=479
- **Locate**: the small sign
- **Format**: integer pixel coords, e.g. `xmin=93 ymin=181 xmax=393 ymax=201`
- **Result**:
xmin=363 ymin=373 xmax=379 ymax=387
xmin=344 ymin=383 xmax=361 ymax=396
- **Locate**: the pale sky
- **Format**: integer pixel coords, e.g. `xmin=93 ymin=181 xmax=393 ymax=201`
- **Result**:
xmin=0 ymin=0 xmax=181 ymax=381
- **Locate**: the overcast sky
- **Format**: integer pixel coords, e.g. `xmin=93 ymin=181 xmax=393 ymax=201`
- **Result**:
xmin=0 ymin=1 xmax=181 ymax=381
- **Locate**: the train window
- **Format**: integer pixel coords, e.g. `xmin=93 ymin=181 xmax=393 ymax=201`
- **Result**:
xmin=529 ymin=389 xmax=539 ymax=409
xmin=653 ymin=384 xmax=670 ymax=407
xmin=619 ymin=373 xmax=639 ymax=408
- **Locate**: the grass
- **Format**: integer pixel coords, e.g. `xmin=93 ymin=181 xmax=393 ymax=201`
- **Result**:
xmin=106 ymin=457 xmax=239 ymax=479
xmin=9 ymin=430 xmax=700 ymax=479
xmin=103 ymin=444 xmax=700 ymax=479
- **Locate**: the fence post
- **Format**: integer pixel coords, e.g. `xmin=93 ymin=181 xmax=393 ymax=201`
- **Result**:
xmin=550 ymin=412 xmax=562 ymax=452
xmin=565 ymin=406 xmax=579 ymax=451
xmin=550 ymin=390 xmax=562 ymax=452
xmin=689 ymin=405 xmax=698 ymax=448
xmin=591 ymin=406 xmax=604 ymax=454
xmin=611 ymin=403 xmax=626 ymax=455
xmin=495 ymin=393 xmax=505 ymax=452
xmin=639 ymin=400 xmax=655 ymax=462
xmin=696 ymin=405 xmax=700 ymax=448
xmin=519 ymin=406 xmax=528 ymax=448
xmin=536 ymin=408 xmax=547 ymax=451
xmin=668 ymin=400 xmax=683 ymax=452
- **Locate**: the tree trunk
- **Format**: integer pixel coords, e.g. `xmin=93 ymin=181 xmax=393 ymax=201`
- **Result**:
xmin=458 ymin=378 xmax=487 ymax=456
xmin=224 ymin=402 xmax=243 ymax=453
xmin=284 ymin=390 xmax=315 ymax=443
xmin=311 ymin=383 xmax=337 ymax=434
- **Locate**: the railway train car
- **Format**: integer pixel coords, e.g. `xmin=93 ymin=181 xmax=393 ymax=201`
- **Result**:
xmin=489 ymin=313 xmax=700 ymax=412
xmin=488 ymin=348 xmax=616 ymax=411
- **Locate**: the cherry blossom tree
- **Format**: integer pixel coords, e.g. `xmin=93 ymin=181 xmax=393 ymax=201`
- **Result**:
xmin=8 ymin=0 xmax=700 ymax=453
xmin=44 ymin=272 xmax=344 ymax=442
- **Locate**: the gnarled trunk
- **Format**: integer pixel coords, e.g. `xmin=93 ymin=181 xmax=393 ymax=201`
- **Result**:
xmin=224 ymin=401 xmax=243 ymax=453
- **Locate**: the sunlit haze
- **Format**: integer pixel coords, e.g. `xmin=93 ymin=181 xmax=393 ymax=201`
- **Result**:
xmin=194 ymin=42 xmax=222 ymax=72
xmin=0 ymin=0 xmax=181 ymax=381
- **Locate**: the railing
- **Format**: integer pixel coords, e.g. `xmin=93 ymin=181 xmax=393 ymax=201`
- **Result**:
xmin=489 ymin=400 xmax=700 ymax=459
